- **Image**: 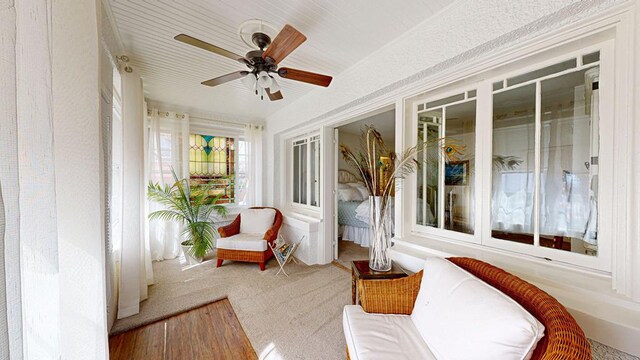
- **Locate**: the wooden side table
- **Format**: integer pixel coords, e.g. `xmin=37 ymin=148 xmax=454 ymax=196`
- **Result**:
xmin=351 ymin=260 xmax=408 ymax=305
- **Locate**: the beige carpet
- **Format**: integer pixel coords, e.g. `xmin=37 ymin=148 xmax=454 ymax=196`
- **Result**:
xmin=111 ymin=253 xmax=351 ymax=360
xmin=335 ymin=239 xmax=369 ymax=269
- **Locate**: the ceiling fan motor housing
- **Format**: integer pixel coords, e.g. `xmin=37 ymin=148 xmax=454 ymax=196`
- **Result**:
xmin=251 ymin=32 xmax=271 ymax=50
xmin=245 ymin=49 xmax=277 ymax=75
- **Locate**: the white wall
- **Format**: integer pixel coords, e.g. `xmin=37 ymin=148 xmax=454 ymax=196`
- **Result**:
xmin=337 ymin=131 xmax=361 ymax=171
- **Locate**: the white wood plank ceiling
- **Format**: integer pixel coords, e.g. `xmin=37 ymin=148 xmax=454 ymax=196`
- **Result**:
xmin=106 ymin=0 xmax=454 ymax=121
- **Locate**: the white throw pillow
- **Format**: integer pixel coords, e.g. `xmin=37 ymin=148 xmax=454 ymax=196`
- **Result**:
xmin=410 ymin=257 xmax=545 ymax=360
xmin=338 ymin=183 xmax=351 ymax=190
xmin=239 ymin=208 xmax=276 ymax=235
xmin=354 ymin=187 xmax=369 ymax=199
xmin=338 ymin=188 xmax=364 ymax=202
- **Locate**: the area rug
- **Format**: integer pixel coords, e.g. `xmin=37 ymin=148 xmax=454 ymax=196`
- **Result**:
xmin=111 ymin=253 xmax=351 ymax=360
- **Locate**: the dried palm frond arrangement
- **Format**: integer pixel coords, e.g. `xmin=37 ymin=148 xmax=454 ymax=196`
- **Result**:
xmin=339 ymin=125 xmax=464 ymax=208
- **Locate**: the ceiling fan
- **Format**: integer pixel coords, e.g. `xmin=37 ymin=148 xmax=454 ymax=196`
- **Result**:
xmin=174 ymin=24 xmax=333 ymax=101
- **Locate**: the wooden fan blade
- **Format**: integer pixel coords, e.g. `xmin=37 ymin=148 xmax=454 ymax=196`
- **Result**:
xmin=266 ymin=88 xmax=283 ymax=101
xmin=262 ymin=24 xmax=306 ymax=64
xmin=175 ymin=34 xmax=248 ymax=64
xmin=201 ymin=71 xmax=249 ymax=87
xmin=278 ymin=67 xmax=332 ymax=87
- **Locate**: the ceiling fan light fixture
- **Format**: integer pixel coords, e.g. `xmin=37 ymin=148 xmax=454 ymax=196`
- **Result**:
xmin=269 ymin=77 xmax=280 ymax=93
xmin=241 ymin=73 xmax=257 ymax=91
xmin=257 ymin=71 xmax=272 ymax=88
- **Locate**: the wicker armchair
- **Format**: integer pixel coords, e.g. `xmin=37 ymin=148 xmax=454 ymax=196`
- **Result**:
xmin=349 ymin=257 xmax=591 ymax=360
xmin=216 ymin=207 xmax=283 ymax=271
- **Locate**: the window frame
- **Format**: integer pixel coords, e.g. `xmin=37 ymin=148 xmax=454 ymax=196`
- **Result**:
xmin=289 ymin=132 xmax=322 ymax=210
xmin=410 ymin=86 xmax=481 ymax=245
xmin=408 ymin=39 xmax=614 ymax=271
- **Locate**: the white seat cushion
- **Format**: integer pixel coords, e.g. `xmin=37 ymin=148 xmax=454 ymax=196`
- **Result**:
xmin=343 ymin=305 xmax=436 ymax=360
xmin=239 ymin=208 xmax=276 ymax=234
xmin=216 ymin=233 xmax=267 ymax=252
xmin=410 ymin=257 xmax=545 ymax=360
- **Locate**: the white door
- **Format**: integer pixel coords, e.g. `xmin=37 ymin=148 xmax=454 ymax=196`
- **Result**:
xmin=334 ymin=128 xmax=340 ymax=260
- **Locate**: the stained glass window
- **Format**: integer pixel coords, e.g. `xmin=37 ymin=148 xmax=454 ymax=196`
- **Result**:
xmin=189 ymin=134 xmax=235 ymax=203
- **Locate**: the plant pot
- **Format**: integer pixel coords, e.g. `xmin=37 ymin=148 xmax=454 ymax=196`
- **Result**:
xmin=369 ymin=196 xmax=392 ymax=272
xmin=181 ymin=242 xmax=203 ymax=265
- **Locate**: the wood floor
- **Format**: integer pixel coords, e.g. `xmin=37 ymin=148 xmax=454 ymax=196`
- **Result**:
xmin=109 ymin=299 xmax=257 ymax=360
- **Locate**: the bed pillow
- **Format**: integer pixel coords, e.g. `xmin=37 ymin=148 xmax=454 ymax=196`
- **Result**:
xmin=338 ymin=188 xmax=364 ymax=202
xmin=347 ymin=183 xmax=369 ymax=198
xmin=338 ymin=183 xmax=351 ymax=190
xmin=354 ymin=187 xmax=369 ymax=199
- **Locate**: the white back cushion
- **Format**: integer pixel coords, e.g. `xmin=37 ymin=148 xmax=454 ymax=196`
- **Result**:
xmin=410 ymin=257 xmax=545 ymax=360
xmin=239 ymin=208 xmax=276 ymax=235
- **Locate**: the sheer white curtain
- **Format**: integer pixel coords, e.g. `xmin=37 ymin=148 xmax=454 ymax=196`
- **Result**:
xmin=145 ymin=109 xmax=190 ymax=261
xmin=117 ymin=72 xmax=154 ymax=318
xmin=243 ymin=124 xmax=263 ymax=206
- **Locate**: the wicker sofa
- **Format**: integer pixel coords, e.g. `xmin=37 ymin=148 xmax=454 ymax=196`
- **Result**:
xmin=216 ymin=207 xmax=283 ymax=271
xmin=345 ymin=257 xmax=591 ymax=360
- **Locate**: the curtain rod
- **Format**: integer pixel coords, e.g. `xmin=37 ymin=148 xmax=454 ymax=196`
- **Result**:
xmin=147 ymin=109 xmax=264 ymax=130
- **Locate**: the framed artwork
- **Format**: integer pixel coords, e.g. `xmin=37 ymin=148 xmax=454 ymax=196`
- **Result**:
xmin=445 ymin=160 xmax=469 ymax=186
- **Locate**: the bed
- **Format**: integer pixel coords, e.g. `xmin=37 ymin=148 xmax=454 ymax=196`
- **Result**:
xmin=337 ymin=169 xmax=394 ymax=247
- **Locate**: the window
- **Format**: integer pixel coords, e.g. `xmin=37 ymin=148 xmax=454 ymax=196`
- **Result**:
xmin=189 ymin=134 xmax=235 ymax=203
xmin=416 ymin=91 xmax=476 ymax=235
xmin=292 ymin=134 xmax=321 ymax=207
xmin=410 ymin=43 xmax=609 ymax=269
xmin=491 ymin=55 xmax=600 ymax=257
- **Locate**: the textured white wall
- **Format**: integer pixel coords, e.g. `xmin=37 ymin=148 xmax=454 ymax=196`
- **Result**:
xmin=52 ymin=0 xmax=109 ymax=358
xmin=263 ymin=0 xmax=623 ymax=206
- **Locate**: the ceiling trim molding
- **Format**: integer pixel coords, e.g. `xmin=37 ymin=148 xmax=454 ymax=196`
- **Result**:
xmin=101 ymin=0 xmax=125 ymax=55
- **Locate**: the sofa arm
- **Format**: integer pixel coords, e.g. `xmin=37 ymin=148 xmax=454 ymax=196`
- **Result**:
xmin=218 ymin=215 xmax=240 ymax=238
xmin=359 ymin=270 xmax=423 ymax=315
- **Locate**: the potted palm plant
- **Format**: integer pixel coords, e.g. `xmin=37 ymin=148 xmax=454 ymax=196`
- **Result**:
xmin=147 ymin=170 xmax=228 ymax=264
xmin=340 ymin=126 xmax=462 ymax=271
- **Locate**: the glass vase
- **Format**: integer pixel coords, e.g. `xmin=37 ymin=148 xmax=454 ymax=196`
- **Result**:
xmin=369 ymin=195 xmax=392 ymax=272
